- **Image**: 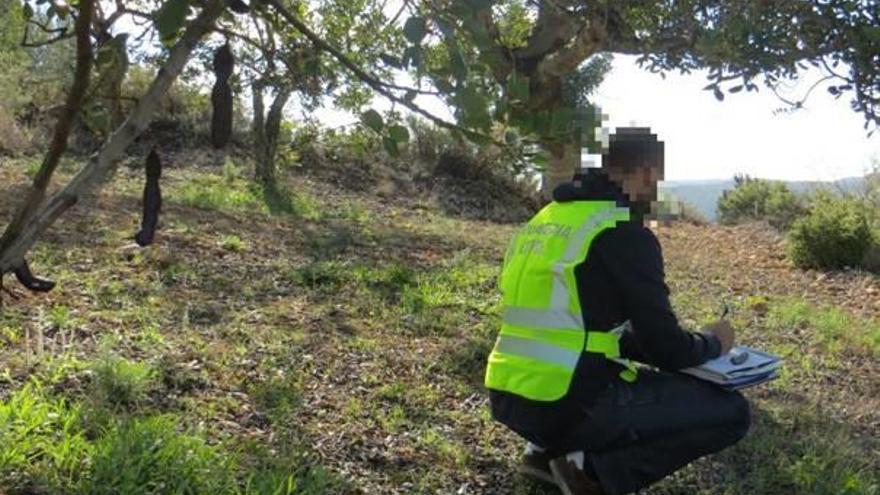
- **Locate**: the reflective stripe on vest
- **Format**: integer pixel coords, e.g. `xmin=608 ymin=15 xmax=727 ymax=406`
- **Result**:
xmin=549 ymin=206 xmax=630 ymax=308
xmin=494 ymin=320 xmax=632 ymax=369
xmin=485 ymin=201 xmax=638 ymax=402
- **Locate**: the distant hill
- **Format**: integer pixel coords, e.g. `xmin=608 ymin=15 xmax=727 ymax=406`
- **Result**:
xmin=659 ymin=176 xmax=866 ymax=222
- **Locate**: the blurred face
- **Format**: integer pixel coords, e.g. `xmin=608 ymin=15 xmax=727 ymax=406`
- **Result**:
xmin=605 ymin=164 xmax=663 ymax=204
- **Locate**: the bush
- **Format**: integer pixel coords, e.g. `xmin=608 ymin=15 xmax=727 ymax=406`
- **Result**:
xmin=718 ymin=176 xmax=804 ymax=230
xmin=787 ymin=192 xmax=874 ymax=270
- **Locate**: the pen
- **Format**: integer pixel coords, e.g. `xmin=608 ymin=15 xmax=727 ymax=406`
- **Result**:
xmin=720 ymin=303 xmax=749 ymax=364
xmin=719 ymin=303 xmax=730 ymax=320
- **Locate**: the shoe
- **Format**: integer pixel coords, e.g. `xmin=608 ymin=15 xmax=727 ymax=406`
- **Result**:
xmin=549 ymin=452 xmax=604 ymax=495
xmin=519 ymin=449 xmax=555 ymax=484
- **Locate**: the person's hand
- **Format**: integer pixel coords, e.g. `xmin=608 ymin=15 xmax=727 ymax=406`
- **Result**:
xmin=705 ymin=319 xmax=735 ymax=355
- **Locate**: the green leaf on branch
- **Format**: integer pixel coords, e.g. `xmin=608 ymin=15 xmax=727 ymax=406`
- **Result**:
xmin=389 ymin=125 xmax=410 ymax=143
xmin=461 ymin=16 xmax=492 ymax=49
xmin=404 ymin=17 xmax=427 ymax=44
xmin=361 ymin=110 xmax=384 ymax=132
xmin=550 ymin=107 xmax=575 ymax=136
xmin=383 ymin=136 xmax=399 ymax=156
xmin=457 ymin=86 xmax=490 ymax=127
xmin=83 ymin=107 xmax=110 ymax=134
xmin=22 ymin=3 xmax=34 ymax=19
xmin=531 ymin=151 xmax=548 ymax=171
xmin=156 ymin=0 xmax=189 ymax=43
xmin=404 ymin=90 xmax=417 ymax=102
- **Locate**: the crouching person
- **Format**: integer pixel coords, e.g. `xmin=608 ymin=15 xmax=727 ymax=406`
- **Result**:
xmin=484 ymin=128 xmax=751 ymax=495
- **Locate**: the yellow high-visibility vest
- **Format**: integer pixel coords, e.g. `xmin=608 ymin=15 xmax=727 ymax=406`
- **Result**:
xmin=484 ymin=200 xmax=638 ymax=402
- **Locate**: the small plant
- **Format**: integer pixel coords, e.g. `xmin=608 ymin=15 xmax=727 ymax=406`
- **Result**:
xmin=787 ymin=192 xmax=874 ymax=270
xmin=48 ymin=305 xmax=73 ymax=330
xmin=24 ymin=157 xmax=42 ymax=179
xmin=288 ymin=261 xmax=351 ymax=290
xmin=90 ymin=356 xmax=154 ymax=410
xmin=249 ymin=374 xmax=303 ymax=422
xmin=220 ymin=234 xmax=246 ymax=252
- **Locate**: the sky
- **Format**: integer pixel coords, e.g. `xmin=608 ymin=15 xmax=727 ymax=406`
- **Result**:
xmin=306 ymin=55 xmax=879 ymax=183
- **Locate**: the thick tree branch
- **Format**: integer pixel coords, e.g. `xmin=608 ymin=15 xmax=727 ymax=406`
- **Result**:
xmin=537 ymin=19 xmax=607 ymax=79
xmin=513 ymin=1 xmax=579 ymax=63
xmin=0 ymin=0 xmax=227 ymax=275
xmin=1 ymin=0 xmax=94 ymax=265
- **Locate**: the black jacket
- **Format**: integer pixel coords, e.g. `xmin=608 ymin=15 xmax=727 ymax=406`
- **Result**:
xmin=489 ymin=170 xmax=721 ymax=445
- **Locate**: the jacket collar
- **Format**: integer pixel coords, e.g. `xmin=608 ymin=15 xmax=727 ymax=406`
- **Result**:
xmin=551 ymin=169 xmax=647 ymax=223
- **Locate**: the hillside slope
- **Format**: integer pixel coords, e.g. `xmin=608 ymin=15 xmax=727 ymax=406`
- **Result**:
xmin=0 ymin=153 xmax=878 ymax=494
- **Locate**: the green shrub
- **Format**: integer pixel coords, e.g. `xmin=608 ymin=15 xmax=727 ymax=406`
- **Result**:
xmin=787 ymin=192 xmax=875 ymax=270
xmin=718 ymin=176 xmax=804 ymax=229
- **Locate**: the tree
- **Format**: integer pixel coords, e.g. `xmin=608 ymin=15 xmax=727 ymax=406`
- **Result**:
xmin=0 ymin=0 xmax=228 ymax=285
xmin=215 ymin=0 xmax=399 ymax=186
xmin=0 ymin=0 xmax=399 ymax=292
xmin=265 ymin=0 xmax=879 ymax=196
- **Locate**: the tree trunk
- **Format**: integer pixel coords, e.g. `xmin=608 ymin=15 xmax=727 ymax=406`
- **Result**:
xmin=252 ymin=83 xmax=269 ymax=184
xmin=253 ymin=86 xmax=292 ymax=187
xmin=530 ymin=76 xmax=581 ymax=200
xmin=540 ymin=138 xmax=581 ymax=199
xmin=0 ymin=0 xmax=94 ymax=262
xmin=0 ymin=0 xmax=226 ymax=275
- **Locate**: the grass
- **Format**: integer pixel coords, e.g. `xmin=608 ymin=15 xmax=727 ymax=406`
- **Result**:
xmin=169 ymin=161 xmax=320 ymax=220
xmin=83 ymin=415 xmax=237 ymax=495
xmin=90 ymin=354 xmax=155 ymax=410
xmin=0 ymin=157 xmax=878 ymax=494
xmin=705 ymin=404 xmax=880 ymax=495
xmin=0 ymin=383 xmax=91 ymax=493
xmin=764 ymin=297 xmax=880 ymax=355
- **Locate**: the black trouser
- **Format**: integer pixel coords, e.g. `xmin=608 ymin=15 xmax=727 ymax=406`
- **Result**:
xmin=493 ymin=369 xmax=751 ymax=495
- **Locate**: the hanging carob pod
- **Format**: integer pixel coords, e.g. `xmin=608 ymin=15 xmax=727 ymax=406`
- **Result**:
xmin=134 ymin=149 xmax=162 ymax=247
xmin=13 ymin=260 xmax=56 ymax=292
xmin=228 ymin=0 xmax=249 ymax=14
xmin=211 ymin=43 xmax=234 ymax=149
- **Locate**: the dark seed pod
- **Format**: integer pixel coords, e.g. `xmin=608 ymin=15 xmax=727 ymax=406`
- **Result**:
xmin=228 ymin=0 xmax=249 ymax=14
xmin=14 ymin=260 xmax=55 ymax=292
xmin=134 ymin=149 xmax=162 ymax=247
xmin=211 ymin=43 xmax=234 ymax=149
